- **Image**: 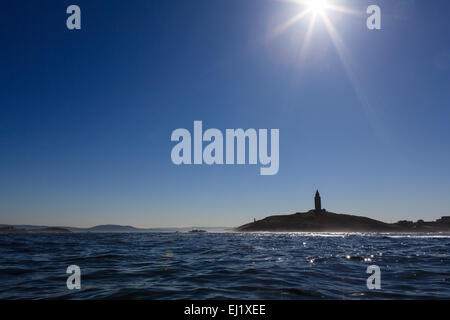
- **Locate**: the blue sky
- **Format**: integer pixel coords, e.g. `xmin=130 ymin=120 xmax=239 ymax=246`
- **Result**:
xmin=1 ymin=0 xmax=449 ymax=227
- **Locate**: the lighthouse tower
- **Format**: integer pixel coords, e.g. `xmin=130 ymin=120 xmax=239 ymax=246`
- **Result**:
xmin=314 ymin=190 xmax=322 ymax=214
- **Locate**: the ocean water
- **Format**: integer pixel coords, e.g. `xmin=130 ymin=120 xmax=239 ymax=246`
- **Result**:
xmin=0 ymin=232 xmax=449 ymax=299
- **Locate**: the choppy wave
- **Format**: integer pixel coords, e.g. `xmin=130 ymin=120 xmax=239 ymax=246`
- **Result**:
xmin=0 ymin=232 xmax=449 ymax=299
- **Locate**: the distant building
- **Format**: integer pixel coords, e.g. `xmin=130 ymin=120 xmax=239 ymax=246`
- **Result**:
xmin=437 ymin=216 xmax=450 ymax=224
xmin=314 ymin=190 xmax=322 ymax=214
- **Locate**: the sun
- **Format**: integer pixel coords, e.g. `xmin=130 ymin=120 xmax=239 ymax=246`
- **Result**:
xmin=307 ymin=0 xmax=327 ymax=14
xmin=269 ymin=0 xmax=381 ymax=145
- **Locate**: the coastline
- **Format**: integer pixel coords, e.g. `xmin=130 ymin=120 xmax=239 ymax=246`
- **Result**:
xmin=236 ymin=210 xmax=450 ymax=233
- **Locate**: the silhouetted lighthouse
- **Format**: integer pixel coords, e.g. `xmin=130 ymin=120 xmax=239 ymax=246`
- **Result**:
xmin=314 ymin=190 xmax=322 ymax=214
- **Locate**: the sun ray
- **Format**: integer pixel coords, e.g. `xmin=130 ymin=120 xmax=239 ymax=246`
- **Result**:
xmin=325 ymin=4 xmax=364 ymax=16
xmin=299 ymin=13 xmax=317 ymax=64
xmin=268 ymin=9 xmax=312 ymax=40
xmin=268 ymin=0 xmax=389 ymax=142
xmin=320 ymin=12 xmax=352 ymax=69
xmin=320 ymin=13 xmax=388 ymax=142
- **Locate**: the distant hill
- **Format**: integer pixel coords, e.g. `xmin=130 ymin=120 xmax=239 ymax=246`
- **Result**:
xmin=0 ymin=226 xmax=71 ymax=233
xmin=84 ymin=225 xmax=140 ymax=233
xmin=79 ymin=225 xmax=230 ymax=233
xmin=0 ymin=224 xmax=231 ymax=233
xmin=237 ymin=210 xmax=450 ymax=232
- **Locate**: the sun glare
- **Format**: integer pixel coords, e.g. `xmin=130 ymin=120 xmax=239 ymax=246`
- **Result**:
xmin=268 ymin=0 xmax=383 ymax=142
xmin=308 ymin=0 xmax=327 ymax=14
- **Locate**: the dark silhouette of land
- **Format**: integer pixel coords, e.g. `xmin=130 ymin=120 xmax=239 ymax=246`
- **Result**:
xmin=2 ymin=191 xmax=449 ymax=233
xmin=0 ymin=226 xmax=71 ymax=233
xmin=85 ymin=224 xmax=139 ymax=233
xmin=237 ymin=210 xmax=450 ymax=232
xmin=237 ymin=191 xmax=450 ymax=232
xmin=0 ymin=224 xmax=229 ymax=233
xmin=188 ymin=229 xmax=207 ymax=233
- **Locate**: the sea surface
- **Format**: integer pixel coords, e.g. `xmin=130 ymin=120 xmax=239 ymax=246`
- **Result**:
xmin=0 ymin=232 xmax=449 ymax=299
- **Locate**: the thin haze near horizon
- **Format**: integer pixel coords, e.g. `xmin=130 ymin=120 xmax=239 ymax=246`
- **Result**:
xmin=1 ymin=0 xmax=450 ymax=228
